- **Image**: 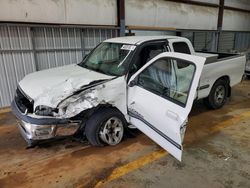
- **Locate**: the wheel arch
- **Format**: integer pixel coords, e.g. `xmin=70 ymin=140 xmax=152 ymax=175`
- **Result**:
xmin=74 ymin=103 xmax=127 ymax=129
xmin=94 ymin=104 xmax=126 ymax=117
xmin=83 ymin=104 xmax=128 ymax=146
xmin=214 ymin=75 xmax=231 ymax=97
xmin=203 ymin=75 xmax=231 ymax=109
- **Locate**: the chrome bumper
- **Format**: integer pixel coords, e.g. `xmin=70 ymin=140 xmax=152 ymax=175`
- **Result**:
xmin=12 ymin=100 xmax=81 ymax=146
xmin=17 ymin=120 xmax=80 ymax=141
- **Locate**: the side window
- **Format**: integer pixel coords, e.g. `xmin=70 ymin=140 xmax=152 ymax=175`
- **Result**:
xmin=133 ymin=43 xmax=167 ymax=72
xmin=137 ymin=57 xmax=195 ymax=106
xmin=172 ymin=42 xmax=191 ymax=54
xmin=145 ymin=44 xmax=167 ymax=62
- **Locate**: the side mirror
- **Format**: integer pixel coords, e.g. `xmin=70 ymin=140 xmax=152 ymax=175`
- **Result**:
xmin=128 ymin=80 xmax=136 ymax=87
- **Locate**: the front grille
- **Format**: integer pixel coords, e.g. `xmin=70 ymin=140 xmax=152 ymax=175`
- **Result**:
xmin=15 ymin=87 xmax=34 ymax=114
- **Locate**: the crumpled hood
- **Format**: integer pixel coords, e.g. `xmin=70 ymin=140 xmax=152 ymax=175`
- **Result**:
xmin=19 ymin=64 xmax=113 ymax=108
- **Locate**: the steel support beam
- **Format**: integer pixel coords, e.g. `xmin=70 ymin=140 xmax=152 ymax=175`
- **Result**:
xmin=117 ymin=0 xmax=125 ymax=36
xmin=217 ymin=0 xmax=225 ymax=31
xmin=213 ymin=0 xmax=225 ymax=52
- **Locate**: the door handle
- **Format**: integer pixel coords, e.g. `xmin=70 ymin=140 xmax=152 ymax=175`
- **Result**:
xmin=166 ymin=110 xmax=179 ymax=121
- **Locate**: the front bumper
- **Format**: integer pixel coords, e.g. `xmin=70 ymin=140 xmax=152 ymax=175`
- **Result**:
xmin=11 ymin=101 xmax=81 ymax=146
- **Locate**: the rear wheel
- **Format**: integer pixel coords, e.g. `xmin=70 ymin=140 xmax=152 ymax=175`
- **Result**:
xmin=85 ymin=108 xmax=126 ymax=146
xmin=204 ymin=79 xmax=229 ymax=109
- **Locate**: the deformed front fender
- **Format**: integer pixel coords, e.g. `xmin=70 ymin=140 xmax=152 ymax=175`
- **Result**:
xmin=56 ymin=76 xmax=128 ymax=120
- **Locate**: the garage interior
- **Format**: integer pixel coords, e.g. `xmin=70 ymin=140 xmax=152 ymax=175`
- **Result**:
xmin=0 ymin=0 xmax=250 ymax=187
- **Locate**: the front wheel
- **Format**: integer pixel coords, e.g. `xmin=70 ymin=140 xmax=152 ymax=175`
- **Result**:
xmin=85 ymin=108 xmax=127 ymax=146
xmin=204 ymin=79 xmax=229 ymax=109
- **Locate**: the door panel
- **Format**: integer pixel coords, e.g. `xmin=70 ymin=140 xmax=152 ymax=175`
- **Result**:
xmin=128 ymin=52 xmax=205 ymax=161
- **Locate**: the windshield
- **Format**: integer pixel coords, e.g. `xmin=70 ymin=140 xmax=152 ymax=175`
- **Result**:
xmin=78 ymin=42 xmax=135 ymax=76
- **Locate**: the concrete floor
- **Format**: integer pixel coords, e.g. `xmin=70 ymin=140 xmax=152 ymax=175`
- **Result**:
xmin=0 ymin=80 xmax=250 ymax=188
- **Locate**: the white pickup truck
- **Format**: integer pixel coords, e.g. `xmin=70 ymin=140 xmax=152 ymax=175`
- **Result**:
xmin=12 ymin=36 xmax=246 ymax=161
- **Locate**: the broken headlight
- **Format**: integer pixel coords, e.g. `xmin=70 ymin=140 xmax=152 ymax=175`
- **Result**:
xmin=35 ymin=105 xmax=58 ymax=116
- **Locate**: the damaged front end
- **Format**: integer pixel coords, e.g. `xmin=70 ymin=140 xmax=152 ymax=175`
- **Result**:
xmin=11 ymin=76 xmax=126 ymax=146
xmin=11 ymin=97 xmax=82 ymax=146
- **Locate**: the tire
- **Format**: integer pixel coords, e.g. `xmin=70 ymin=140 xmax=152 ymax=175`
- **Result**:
xmin=85 ymin=108 xmax=127 ymax=146
xmin=203 ymin=79 xmax=229 ymax=109
xmin=247 ymin=75 xmax=250 ymax=79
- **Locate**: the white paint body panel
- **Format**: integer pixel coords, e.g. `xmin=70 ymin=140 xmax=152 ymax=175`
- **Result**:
xmin=57 ymin=76 xmax=127 ymax=119
xmin=19 ymin=64 xmax=113 ymax=108
xmin=128 ymin=52 xmax=205 ymax=161
xmin=105 ymin=35 xmax=181 ymax=45
xmin=198 ymin=55 xmax=246 ymax=99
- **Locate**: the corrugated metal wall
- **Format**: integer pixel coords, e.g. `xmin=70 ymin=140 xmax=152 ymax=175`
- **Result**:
xmin=180 ymin=32 xmax=193 ymax=44
xmin=193 ymin=32 xmax=214 ymax=51
xmin=218 ymin=32 xmax=235 ymax=52
xmin=82 ymin=28 xmax=118 ymax=54
xmin=132 ymin=30 xmax=176 ymax=36
xmin=193 ymin=32 xmax=206 ymax=50
xmin=183 ymin=31 xmax=250 ymax=53
xmin=235 ymin=32 xmax=250 ymax=51
xmin=33 ymin=27 xmax=82 ymax=70
xmin=0 ymin=25 xmax=118 ymax=107
xmin=0 ymin=26 xmax=36 ymax=107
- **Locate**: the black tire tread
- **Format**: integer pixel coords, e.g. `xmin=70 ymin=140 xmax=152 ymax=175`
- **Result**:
xmin=203 ymin=79 xmax=229 ymax=109
xmin=85 ymin=108 xmax=127 ymax=147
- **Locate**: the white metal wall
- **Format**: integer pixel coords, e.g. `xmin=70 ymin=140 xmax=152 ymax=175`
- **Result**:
xmin=0 ymin=0 xmax=117 ymax=26
xmin=125 ymin=0 xmax=218 ymax=30
xmin=0 ymin=25 xmax=118 ymax=107
xmin=223 ymin=10 xmax=250 ymax=31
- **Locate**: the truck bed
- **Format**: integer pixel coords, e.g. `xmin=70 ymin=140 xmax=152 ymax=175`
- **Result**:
xmin=197 ymin=53 xmax=246 ymax=100
xmin=195 ymin=51 xmax=241 ymax=64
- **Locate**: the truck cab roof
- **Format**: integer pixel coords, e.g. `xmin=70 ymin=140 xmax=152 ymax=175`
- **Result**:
xmin=104 ymin=35 xmax=183 ymax=45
